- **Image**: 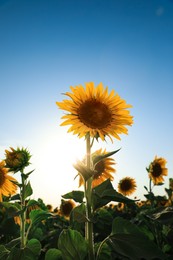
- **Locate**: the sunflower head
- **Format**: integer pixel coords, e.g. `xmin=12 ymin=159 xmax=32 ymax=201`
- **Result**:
xmin=0 ymin=160 xmax=18 ymax=202
xmin=148 ymin=156 xmax=168 ymax=185
xmin=5 ymin=147 xmax=31 ymax=173
xmin=118 ymin=177 xmax=137 ymax=196
xmin=60 ymin=199 xmax=76 ymax=218
xmin=78 ymin=148 xmax=116 ymax=188
xmin=56 ymin=82 xmax=133 ymax=142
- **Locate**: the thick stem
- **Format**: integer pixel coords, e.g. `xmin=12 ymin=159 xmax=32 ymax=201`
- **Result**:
xmin=85 ymin=134 xmax=95 ymax=260
xmin=20 ymin=172 xmax=26 ymax=249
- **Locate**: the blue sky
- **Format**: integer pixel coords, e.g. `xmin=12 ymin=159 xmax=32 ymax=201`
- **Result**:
xmin=0 ymin=0 xmax=173 ymax=207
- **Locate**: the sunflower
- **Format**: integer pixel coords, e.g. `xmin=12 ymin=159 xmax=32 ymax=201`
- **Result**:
xmin=78 ymin=148 xmax=116 ymax=188
xmin=148 ymin=156 xmax=168 ymax=185
xmin=5 ymin=147 xmax=31 ymax=173
xmin=118 ymin=177 xmax=137 ymax=196
xmin=56 ymin=82 xmax=133 ymax=141
xmin=60 ymin=199 xmax=76 ymax=218
xmin=0 ymin=160 xmax=18 ymax=202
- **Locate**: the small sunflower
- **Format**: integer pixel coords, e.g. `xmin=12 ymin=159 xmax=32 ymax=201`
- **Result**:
xmin=0 ymin=160 xmax=18 ymax=202
xmin=5 ymin=147 xmax=31 ymax=173
xmin=78 ymin=148 xmax=116 ymax=188
xmin=60 ymin=199 xmax=76 ymax=218
xmin=118 ymin=177 xmax=137 ymax=196
xmin=56 ymin=82 xmax=133 ymax=141
xmin=148 ymin=156 xmax=168 ymax=185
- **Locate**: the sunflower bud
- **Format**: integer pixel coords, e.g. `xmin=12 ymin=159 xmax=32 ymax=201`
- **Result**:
xmin=5 ymin=147 xmax=31 ymax=173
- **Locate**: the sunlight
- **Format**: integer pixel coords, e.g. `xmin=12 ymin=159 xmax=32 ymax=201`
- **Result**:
xmin=32 ymin=132 xmax=86 ymax=207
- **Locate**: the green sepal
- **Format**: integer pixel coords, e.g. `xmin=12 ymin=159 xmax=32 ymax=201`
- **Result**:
xmin=92 ymin=148 xmax=121 ymax=166
xmin=73 ymin=160 xmax=94 ymax=181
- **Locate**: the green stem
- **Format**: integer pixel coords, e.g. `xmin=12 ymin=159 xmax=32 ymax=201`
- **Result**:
xmin=85 ymin=134 xmax=95 ymax=260
xmin=20 ymin=171 xmax=26 ymax=249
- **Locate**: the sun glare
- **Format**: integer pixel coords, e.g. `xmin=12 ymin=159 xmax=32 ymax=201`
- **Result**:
xmin=32 ymin=132 xmax=86 ymax=207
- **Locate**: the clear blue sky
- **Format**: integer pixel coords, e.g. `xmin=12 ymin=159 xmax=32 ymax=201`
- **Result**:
xmin=0 ymin=0 xmax=173 ymax=207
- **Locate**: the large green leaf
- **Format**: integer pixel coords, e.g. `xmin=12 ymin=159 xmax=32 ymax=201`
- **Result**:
xmin=45 ymin=248 xmax=63 ymax=260
xmin=7 ymin=247 xmax=36 ymax=260
xmin=58 ymin=229 xmax=88 ymax=260
xmin=108 ymin=217 xmax=167 ymax=260
xmin=62 ymin=190 xmax=84 ymax=203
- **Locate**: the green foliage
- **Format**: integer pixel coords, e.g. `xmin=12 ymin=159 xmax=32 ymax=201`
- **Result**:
xmin=45 ymin=248 xmax=63 ymax=260
xmin=29 ymin=209 xmax=52 ymax=226
xmin=107 ymin=216 xmax=167 ymax=260
xmin=58 ymin=228 xmax=88 ymax=260
xmin=92 ymin=149 xmax=121 ymax=167
xmin=62 ymin=190 xmax=84 ymax=203
xmin=24 ymin=181 xmax=33 ymax=200
xmin=92 ymin=179 xmax=134 ymax=210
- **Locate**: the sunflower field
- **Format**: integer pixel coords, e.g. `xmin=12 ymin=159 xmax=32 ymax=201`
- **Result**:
xmin=0 ymin=83 xmax=173 ymax=260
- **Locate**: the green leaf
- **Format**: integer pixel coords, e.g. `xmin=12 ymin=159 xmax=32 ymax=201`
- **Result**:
xmin=7 ymin=247 xmax=36 ymax=260
xmin=165 ymin=188 xmax=173 ymax=198
xmin=95 ymin=242 xmax=111 ymax=260
xmin=62 ymin=190 xmax=84 ymax=203
xmin=92 ymin=179 xmax=134 ymax=210
xmin=45 ymin=248 xmax=63 ymax=260
xmin=10 ymin=194 xmax=20 ymax=201
xmin=0 ymin=202 xmax=21 ymax=217
xmin=26 ymin=239 xmax=41 ymax=257
xmin=108 ymin=216 xmax=167 ymax=260
xmin=27 ymin=199 xmax=40 ymax=208
xmin=70 ymin=203 xmax=87 ymax=223
xmin=108 ymin=233 xmax=167 ymax=260
xmin=29 ymin=209 xmax=51 ymax=226
xmin=149 ymin=207 xmax=173 ymax=225
xmin=0 ymin=245 xmax=10 ymax=259
xmin=92 ymin=149 xmax=121 ymax=166
xmin=58 ymin=229 xmax=88 ymax=260
xmin=24 ymin=181 xmax=33 ymax=199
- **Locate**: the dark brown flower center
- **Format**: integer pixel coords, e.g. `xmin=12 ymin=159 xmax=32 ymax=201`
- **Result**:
xmin=94 ymin=160 xmax=105 ymax=179
xmin=152 ymin=163 xmax=162 ymax=177
xmin=120 ymin=179 xmax=132 ymax=191
xmin=78 ymin=99 xmax=112 ymax=129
